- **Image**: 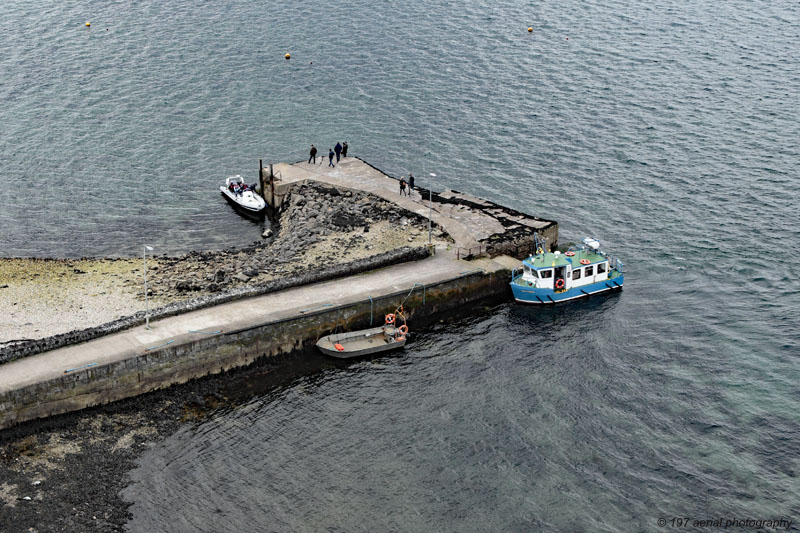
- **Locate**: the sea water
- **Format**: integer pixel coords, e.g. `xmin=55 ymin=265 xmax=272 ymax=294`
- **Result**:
xmin=1 ymin=0 xmax=798 ymax=530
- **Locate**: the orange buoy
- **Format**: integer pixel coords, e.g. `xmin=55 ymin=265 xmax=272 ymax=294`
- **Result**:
xmin=528 ymin=27 xmax=533 ymax=32
xmin=285 ymin=53 xmax=291 ymax=60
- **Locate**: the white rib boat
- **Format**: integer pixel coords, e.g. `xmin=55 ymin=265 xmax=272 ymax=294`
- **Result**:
xmin=220 ymin=175 xmax=266 ymax=218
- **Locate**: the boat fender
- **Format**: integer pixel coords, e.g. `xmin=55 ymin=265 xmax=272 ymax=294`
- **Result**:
xmin=565 ymin=251 xmax=575 ymax=257
xmin=555 ymin=278 xmax=565 ymax=289
xmin=385 ymin=313 xmax=395 ymax=325
xmin=580 ymin=259 xmax=590 ymax=265
xmin=334 ymin=343 xmax=345 ymax=352
xmin=398 ymin=325 xmax=409 ymax=335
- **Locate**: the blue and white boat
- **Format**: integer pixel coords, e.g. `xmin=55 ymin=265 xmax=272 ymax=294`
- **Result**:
xmin=510 ymin=237 xmax=624 ymax=304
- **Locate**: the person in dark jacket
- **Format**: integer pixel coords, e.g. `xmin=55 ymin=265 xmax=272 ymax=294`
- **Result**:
xmin=334 ymin=142 xmax=342 ymax=162
xmin=342 ymin=142 xmax=348 ymax=158
xmin=328 ymin=149 xmax=335 ymax=167
xmin=408 ymin=173 xmax=415 ymax=196
xmin=399 ymin=178 xmax=408 ymax=196
xmin=308 ymin=145 xmax=317 ymax=164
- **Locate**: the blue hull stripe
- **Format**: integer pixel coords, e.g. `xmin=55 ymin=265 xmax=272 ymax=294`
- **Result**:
xmin=511 ymin=275 xmax=624 ymax=304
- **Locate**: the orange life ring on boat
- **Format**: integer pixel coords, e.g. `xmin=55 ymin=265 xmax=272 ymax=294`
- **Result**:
xmin=398 ymin=325 xmax=409 ymax=335
xmin=555 ymin=278 xmax=565 ymax=289
xmin=565 ymin=251 xmax=575 ymax=257
xmin=385 ymin=313 xmax=395 ymax=325
xmin=580 ymin=259 xmax=590 ymax=265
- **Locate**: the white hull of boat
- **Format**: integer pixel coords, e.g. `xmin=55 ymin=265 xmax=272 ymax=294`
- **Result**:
xmin=220 ymin=176 xmax=266 ymax=217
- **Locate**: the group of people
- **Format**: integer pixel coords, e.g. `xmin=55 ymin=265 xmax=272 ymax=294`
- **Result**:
xmin=228 ymin=181 xmax=252 ymax=195
xmin=308 ymin=142 xmax=348 ymax=167
xmin=307 ymin=142 xmax=419 ymax=199
xmin=399 ymin=172 xmax=415 ymax=197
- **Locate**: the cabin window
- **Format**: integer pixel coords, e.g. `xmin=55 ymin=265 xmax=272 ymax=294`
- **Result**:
xmin=524 ymin=265 xmax=531 ymax=275
xmin=531 ymin=269 xmax=539 ymax=278
xmin=540 ymin=269 xmax=552 ymax=279
xmin=597 ymin=263 xmax=607 ymax=274
xmin=573 ymin=269 xmax=582 ymax=280
xmin=585 ymin=266 xmax=594 ymax=276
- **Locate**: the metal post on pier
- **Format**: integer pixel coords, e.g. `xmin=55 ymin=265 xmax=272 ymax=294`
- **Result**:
xmin=259 ymin=159 xmax=265 ymax=198
xmin=428 ymin=173 xmax=436 ymax=244
xmin=143 ymin=245 xmax=154 ymax=329
xmin=269 ymin=163 xmax=275 ymax=207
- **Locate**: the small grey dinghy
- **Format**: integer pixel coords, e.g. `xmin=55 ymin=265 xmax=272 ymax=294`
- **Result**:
xmin=316 ymin=310 xmax=409 ymax=359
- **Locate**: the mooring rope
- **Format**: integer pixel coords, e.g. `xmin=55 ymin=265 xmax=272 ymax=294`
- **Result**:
xmin=300 ymin=303 xmax=334 ymax=314
xmin=145 ymin=339 xmax=175 ymax=352
xmin=64 ymin=362 xmax=98 ymax=374
xmin=400 ymin=282 xmax=427 ymax=308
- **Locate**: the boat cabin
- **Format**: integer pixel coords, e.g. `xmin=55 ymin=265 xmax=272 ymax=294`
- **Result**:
xmin=518 ymin=249 xmax=610 ymax=292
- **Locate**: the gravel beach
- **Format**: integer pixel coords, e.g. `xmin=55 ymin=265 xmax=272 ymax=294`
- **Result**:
xmin=0 ymin=182 xmax=450 ymax=347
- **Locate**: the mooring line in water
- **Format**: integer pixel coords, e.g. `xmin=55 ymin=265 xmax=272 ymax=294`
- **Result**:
xmin=64 ymin=362 xmax=98 ymax=374
xmin=300 ymin=303 xmax=333 ymax=314
xmin=188 ymin=329 xmax=222 ymax=335
xmin=145 ymin=339 xmax=174 ymax=352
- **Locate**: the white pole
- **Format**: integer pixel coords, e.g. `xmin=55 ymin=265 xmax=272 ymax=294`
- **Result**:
xmin=144 ymin=245 xmax=153 ymax=329
xmin=428 ymin=173 xmax=436 ymax=244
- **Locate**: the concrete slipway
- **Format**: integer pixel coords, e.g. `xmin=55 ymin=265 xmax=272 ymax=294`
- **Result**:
xmin=0 ymin=158 xmax=556 ymax=430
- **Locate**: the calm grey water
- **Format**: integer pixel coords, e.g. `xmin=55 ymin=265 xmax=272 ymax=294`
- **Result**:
xmin=2 ymin=0 xmax=799 ymax=530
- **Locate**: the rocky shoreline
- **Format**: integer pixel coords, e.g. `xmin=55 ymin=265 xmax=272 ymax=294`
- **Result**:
xmin=0 ymin=350 xmax=319 ymax=533
xmin=0 ymin=182 xmax=450 ymax=363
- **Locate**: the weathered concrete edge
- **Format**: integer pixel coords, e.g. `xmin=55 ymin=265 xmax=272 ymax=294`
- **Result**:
xmin=341 ymin=157 xmax=559 ymax=256
xmin=0 ymin=246 xmax=429 ymax=366
xmin=281 ymin=158 xmax=559 ymax=260
xmin=0 ymin=268 xmax=511 ymax=431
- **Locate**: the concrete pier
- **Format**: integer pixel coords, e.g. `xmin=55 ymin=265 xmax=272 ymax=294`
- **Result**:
xmin=0 ymin=157 xmax=557 ymax=430
xmin=266 ymin=157 xmax=557 ymax=255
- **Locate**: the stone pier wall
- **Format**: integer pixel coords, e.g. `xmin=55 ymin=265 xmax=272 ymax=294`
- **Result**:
xmin=0 ymin=268 xmax=511 ymax=431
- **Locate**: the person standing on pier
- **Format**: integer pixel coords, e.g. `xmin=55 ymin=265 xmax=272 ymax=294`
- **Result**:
xmin=334 ymin=142 xmax=342 ymax=162
xmin=408 ymin=172 xmax=415 ymax=196
xmin=328 ymin=148 xmax=335 ymax=167
xmin=399 ymin=178 xmax=408 ymax=196
xmin=308 ymin=145 xmax=317 ymax=164
xmin=342 ymin=141 xmax=348 ymax=158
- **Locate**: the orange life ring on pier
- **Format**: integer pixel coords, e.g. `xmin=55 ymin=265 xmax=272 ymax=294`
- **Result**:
xmin=555 ymin=278 xmax=565 ymax=289
xmin=385 ymin=313 xmax=396 ymax=325
xmin=580 ymin=259 xmax=590 ymax=265
xmin=565 ymin=251 xmax=575 ymax=257
xmin=398 ymin=325 xmax=409 ymax=335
